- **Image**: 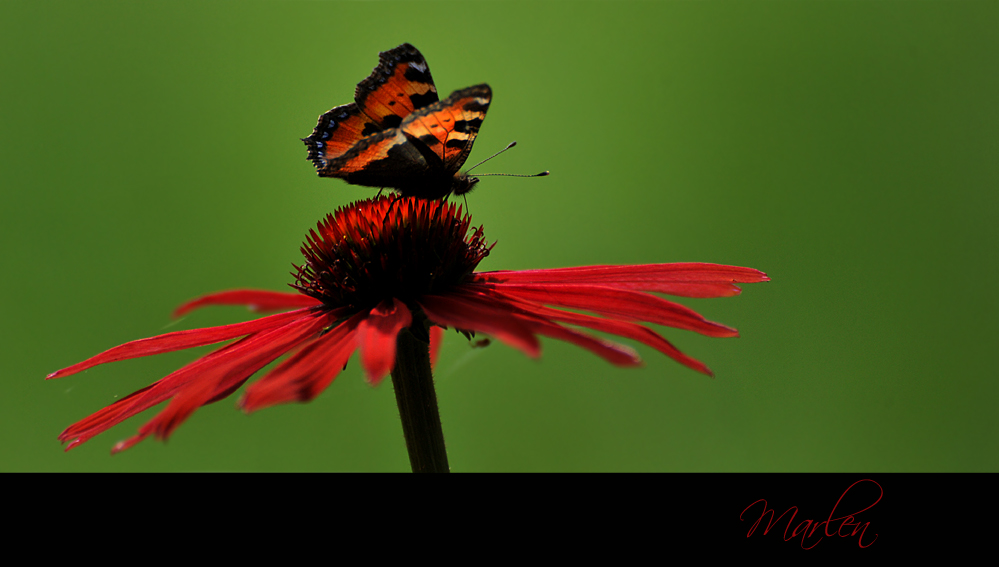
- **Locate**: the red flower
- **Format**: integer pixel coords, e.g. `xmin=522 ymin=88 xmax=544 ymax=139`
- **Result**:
xmin=50 ymin=197 xmax=768 ymax=453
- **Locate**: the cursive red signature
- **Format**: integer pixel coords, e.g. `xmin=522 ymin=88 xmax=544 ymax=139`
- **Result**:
xmin=740 ymin=478 xmax=881 ymax=549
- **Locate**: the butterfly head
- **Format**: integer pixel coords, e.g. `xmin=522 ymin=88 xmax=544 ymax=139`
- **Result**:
xmin=451 ymin=171 xmax=480 ymax=197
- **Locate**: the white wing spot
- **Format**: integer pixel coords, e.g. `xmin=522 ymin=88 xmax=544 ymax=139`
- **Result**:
xmin=408 ymin=61 xmax=427 ymax=73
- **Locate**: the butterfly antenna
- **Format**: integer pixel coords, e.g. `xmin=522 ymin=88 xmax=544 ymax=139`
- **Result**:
xmin=466 ymin=141 xmax=550 ymax=177
xmin=475 ymin=171 xmax=550 ymax=178
xmin=466 ymin=141 xmax=518 ymax=172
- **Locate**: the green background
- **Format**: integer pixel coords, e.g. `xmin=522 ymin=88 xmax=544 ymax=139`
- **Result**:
xmin=2 ymin=1 xmax=996 ymax=471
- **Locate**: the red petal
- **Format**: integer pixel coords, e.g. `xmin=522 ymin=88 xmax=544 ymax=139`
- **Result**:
xmin=59 ymin=311 xmax=334 ymax=451
xmin=239 ymin=313 xmax=364 ymax=412
xmin=62 ymin=338 xmax=255 ymax=450
xmin=173 ymin=289 xmax=322 ymax=318
xmin=59 ymin=345 xmax=232 ymax=450
xmin=110 ymin=433 xmax=147 ymax=454
xmin=474 ymin=263 xmax=770 ymax=283
xmin=356 ymin=299 xmax=412 ymax=385
xmin=461 ymin=288 xmax=714 ymax=376
xmin=609 ymin=282 xmax=744 ymax=298
xmin=429 ymin=325 xmax=445 ymax=369
xmin=467 ymin=283 xmax=738 ymax=338
xmin=516 ymin=315 xmax=642 ymax=367
xmin=47 ymin=307 xmax=326 ymax=380
xmin=141 ymin=313 xmax=333 ymax=442
xmin=472 ymin=263 xmax=769 ymax=297
xmin=419 ymin=294 xmax=541 ymax=358
xmin=60 ymin=384 xmax=156 ymax=451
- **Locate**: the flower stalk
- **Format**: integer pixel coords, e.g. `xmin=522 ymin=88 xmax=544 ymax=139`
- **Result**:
xmin=390 ymin=319 xmax=449 ymax=473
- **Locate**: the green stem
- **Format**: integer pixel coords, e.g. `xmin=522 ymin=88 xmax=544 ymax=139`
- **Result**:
xmin=390 ymin=325 xmax=449 ymax=473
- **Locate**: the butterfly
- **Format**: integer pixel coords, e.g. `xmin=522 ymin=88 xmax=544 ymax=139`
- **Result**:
xmin=303 ymin=43 xmax=493 ymax=200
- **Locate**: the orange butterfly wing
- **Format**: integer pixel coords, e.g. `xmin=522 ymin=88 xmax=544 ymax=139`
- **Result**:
xmin=354 ymin=43 xmax=438 ymax=129
xmin=304 ymin=43 xmax=438 ymax=173
xmin=400 ymin=84 xmax=491 ymax=173
xmin=323 ymin=84 xmax=492 ymax=197
xmin=304 ymin=103 xmax=378 ymax=164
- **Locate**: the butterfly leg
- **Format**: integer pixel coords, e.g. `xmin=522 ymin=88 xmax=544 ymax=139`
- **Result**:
xmin=382 ymin=193 xmax=403 ymax=224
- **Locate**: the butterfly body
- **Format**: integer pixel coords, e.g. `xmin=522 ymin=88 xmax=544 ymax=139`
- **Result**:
xmin=304 ymin=44 xmax=491 ymax=199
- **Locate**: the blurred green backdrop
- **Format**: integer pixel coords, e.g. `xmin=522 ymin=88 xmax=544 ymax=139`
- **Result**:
xmin=2 ymin=1 xmax=996 ymax=471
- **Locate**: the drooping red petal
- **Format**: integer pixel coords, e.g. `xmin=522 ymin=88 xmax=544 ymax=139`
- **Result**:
xmin=109 ymin=432 xmax=148 ymax=454
xmin=64 ymin=321 xmax=308 ymax=450
xmin=47 ymin=307 xmax=328 ymax=380
xmin=113 ymin=339 xmax=286 ymax=453
xmin=59 ymin=310 xmax=335 ymax=451
xmin=67 ymin=335 xmax=262 ymax=450
xmin=466 ymin=282 xmax=738 ymax=338
xmin=472 ymin=263 xmax=769 ymax=297
xmin=173 ymin=289 xmax=322 ymax=318
xmin=139 ymin=313 xmax=334 ymax=443
xmin=474 ymin=263 xmax=770 ymax=283
xmin=419 ymin=294 xmax=541 ymax=358
xmin=514 ymin=314 xmax=642 ymax=367
xmin=459 ymin=287 xmax=714 ymax=376
xmin=239 ymin=312 xmax=365 ymax=412
xmin=60 ymin=340 xmax=242 ymax=450
xmin=429 ymin=325 xmax=445 ymax=369
xmin=59 ymin=383 xmax=157 ymax=451
xmin=356 ymin=298 xmax=412 ymax=385
xmin=610 ymin=281 xmax=744 ymax=298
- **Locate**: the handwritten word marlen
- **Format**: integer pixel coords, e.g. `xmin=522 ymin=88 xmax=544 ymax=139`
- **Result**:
xmin=739 ymin=478 xmax=881 ymax=549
